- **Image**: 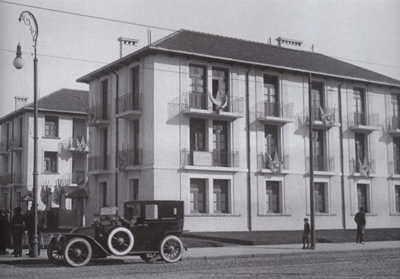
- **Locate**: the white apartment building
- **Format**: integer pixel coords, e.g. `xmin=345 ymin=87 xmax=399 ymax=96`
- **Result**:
xmin=77 ymin=30 xmax=400 ymax=232
xmin=0 ymin=89 xmax=88 ymax=228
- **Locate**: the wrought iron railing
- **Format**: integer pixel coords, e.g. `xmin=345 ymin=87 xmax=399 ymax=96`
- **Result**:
xmin=348 ymin=112 xmax=379 ymax=127
xmin=87 ymin=103 xmax=110 ymax=126
xmin=64 ymin=136 xmax=88 ymax=151
xmin=257 ymin=153 xmax=289 ymax=171
xmin=349 ymin=158 xmax=375 ymax=174
xmin=88 ymin=154 xmax=109 ymax=171
xmin=305 ymin=106 xmax=336 ymax=124
xmin=306 ymin=156 xmax=335 ymax=172
xmin=387 ymin=116 xmax=400 ymax=130
xmin=181 ymin=148 xmax=239 ymax=168
xmin=117 ymin=148 xmax=142 ymax=167
xmin=255 ymin=101 xmax=293 ymax=119
xmin=116 ymin=93 xmax=141 ymax=114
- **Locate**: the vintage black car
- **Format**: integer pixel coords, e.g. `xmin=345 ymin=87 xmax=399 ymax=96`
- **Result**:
xmin=47 ymin=200 xmax=185 ymax=267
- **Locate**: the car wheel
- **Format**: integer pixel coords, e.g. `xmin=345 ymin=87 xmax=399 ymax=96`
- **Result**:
xmin=159 ymin=235 xmax=183 ymax=263
xmin=139 ymin=253 xmax=159 ymax=263
xmin=107 ymin=227 xmax=134 ymax=256
xmin=47 ymin=238 xmax=65 ymax=265
xmin=64 ymin=237 xmax=92 ymax=267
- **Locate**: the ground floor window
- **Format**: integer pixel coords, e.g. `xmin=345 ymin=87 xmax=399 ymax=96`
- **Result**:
xmin=100 ymin=182 xmax=107 ymax=207
xmin=266 ymin=181 xmax=281 ymax=213
xmin=44 ymin=151 xmax=58 ymax=173
xmin=128 ymin=179 xmax=139 ymax=201
xmin=395 ymin=185 xmax=400 ymax=213
xmin=213 ymin=180 xmax=229 ymax=213
xmin=190 ymin=179 xmax=206 ymax=213
xmin=314 ymin=182 xmax=328 ymax=213
xmin=357 ymin=184 xmax=369 ymax=213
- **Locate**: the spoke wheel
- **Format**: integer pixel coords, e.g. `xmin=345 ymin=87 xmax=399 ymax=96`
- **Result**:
xmin=107 ymin=227 xmax=134 ymax=256
xmin=47 ymin=239 xmax=65 ymax=265
xmin=64 ymin=237 xmax=92 ymax=267
xmin=140 ymin=253 xmax=159 ymax=263
xmin=159 ymin=235 xmax=183 ymax=263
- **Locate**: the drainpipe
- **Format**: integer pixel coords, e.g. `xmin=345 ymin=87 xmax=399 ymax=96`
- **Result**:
xmin=308 ymin=73 xmax=315 ymax=249
xmin=112 ymin=71 xmax=119 ymax=207
xmin=246 ymin=66 xmax=253 ymax=231
xmin=10 ymin=120 xmax=14 ymax=212
xmin=338 ymin=79 xmax=346 ymax=229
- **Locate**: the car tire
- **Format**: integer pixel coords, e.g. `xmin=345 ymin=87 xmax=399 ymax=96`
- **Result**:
xmin=140 ymin=253 xmax=159 ymax=263
xmin=107 ymin=227 xmax=134 ymax=256
xmin=64 ymin=237 xmax=92 ymax=267
xmin=47 ymin=238 xmax=65 ymax=265
xmin=159 ymin=235 xmax=183 ymax=263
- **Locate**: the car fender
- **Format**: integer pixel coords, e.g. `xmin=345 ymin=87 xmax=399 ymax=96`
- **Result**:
xmin=63 ymin=233 xmax=110 ymax=256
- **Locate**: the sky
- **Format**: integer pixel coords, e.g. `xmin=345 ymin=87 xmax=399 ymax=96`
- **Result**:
xmin=0 ymin=0 xmax=400 ymax=118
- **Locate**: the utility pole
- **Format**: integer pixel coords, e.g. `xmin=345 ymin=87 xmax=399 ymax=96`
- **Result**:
xmin=308 ymin=73 xmax=316 ymax=249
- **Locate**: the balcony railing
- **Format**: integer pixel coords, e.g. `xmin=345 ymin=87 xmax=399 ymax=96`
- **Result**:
xmin=181 ymin=149 xmax=239 ymax=168
xmin=168 ymin=91 xmax=244 ymax=118
xmin=350 ymin=158 xmax=375 ymax=176
xmin=117 ymin=148 xmax=142 ymax=168
xmin=306 ymin=156 xmax=335 ymax=172
xmin=306 ymin=106 xmax=336 ymax=127
xmin=387 ymin=116 xmax=400 ymax=132
xmin=87 ymin=103 xmax=110 ymax=127
xmin=64 ymin=137 xmax=88 ymax=152
xmin=116 ymin=93 xmax=141 ymax=114
xmin=257 ymin=152 xmax=289 ymax=172
xmin=88 ymin=154 xmax=109 ymax=171
xmin=0 ymin=173 xmax=21 ymax=185
xmin=255 ymin=101 xmax=293 ymax=119
xmin=348 ymin=112 xmax=379 ymax=128
xmin=56 ymin=171 xmax=85 ymax=185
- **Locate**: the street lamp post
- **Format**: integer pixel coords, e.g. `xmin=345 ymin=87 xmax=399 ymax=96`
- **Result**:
xmin=13 ymin=10 xmax=39 ymax=258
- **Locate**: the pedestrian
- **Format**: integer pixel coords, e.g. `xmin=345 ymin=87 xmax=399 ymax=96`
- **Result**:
xmin=10 ymin=207 xmax=24 ymax=257
xmin=25 ymin=207 xmax=40 ymax=256
xmin=354 ymin=206 xmax=366 ymax=244
xmin=0 ymin=209 xmax=7 ymax=255
xmin=302 ymin=218 xmax=310 ymax=249
xmin=3 ymin=209 xmax=11 ymax=254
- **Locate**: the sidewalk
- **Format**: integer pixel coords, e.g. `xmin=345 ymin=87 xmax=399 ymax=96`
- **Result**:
xmin=1 ymin=241 xmax=399 ymax=264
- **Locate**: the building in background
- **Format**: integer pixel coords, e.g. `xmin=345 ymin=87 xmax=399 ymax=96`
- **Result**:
xmin=0 ymin=89 xmax=89 ymax=229
xmin=77 ymin=30 xmax=400 ymax=232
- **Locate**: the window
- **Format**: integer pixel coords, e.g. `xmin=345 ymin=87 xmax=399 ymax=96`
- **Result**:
xmin=128 ymin=179 xmax=139 ymax=200
xmin=145 ymin=204 xmax=158 ymax=220
xmin=357 ymin=184 xmax=369 ymax=213
xmin=353 ymin=88 xmax=366 ymax=125
xmin=16 ymin=191 xmax=22 ymax=207
xmin=395 ymin=185 xmax=400 ymax=213
xmin=313 ymin=129 xmax=325 ymax=171
xmin=3 ymin=193 xmax=8 ymax=210
xmin=100 ymin=182 xmax=107 ymax=207
xmin=265 ymin=125 xmax=279 ymax=155
xmin=355 ymin=133 xmax=367 ymax=172
xmin=314 ymin=183 xmax=327 ymax=213
xmin=264 ymin=75 xmax=279 ymax=116
xmin=45 ymin=116 xmax=58 ymax=137
xmin=130 ymin=67 xmax=140 ymax=110
xmin=311 ymin=82 xmax=324 ymax=121
xmin=213 ymin=121 xmax=228 ymax=166
xmin=101 ymin=79 xmax=108 ymax=119
xmin=266 ymin=181 xmax=281 ymax=213
xmin=212 ymin=68 xmax=228 ymax=112
xmin=100 ymin=129 xmax=108 ymax=169
xmin=190 ymin=179 xmax=206 ymax=213
xmin=213 ymin=180 xmax=229 ymax=213
xmin=394 ymin=138 xmax=400 ymax=174
xmin=44 ymin=152 xmax=58 ymax=173
xmin=189 ymin=65 xmax=207 ymax=109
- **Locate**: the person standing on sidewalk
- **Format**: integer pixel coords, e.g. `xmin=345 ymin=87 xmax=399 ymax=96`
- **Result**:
xmin=10 ymin=207 xmax=24 ymax=257
xmin=302 ymin=218 xmax=310 ymax=249
xmin=354 ymin=206 xmax=366 ymax=244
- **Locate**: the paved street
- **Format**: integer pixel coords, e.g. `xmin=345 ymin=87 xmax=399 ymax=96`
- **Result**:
xmin=1 ymin=248 xmax=399 ymax=279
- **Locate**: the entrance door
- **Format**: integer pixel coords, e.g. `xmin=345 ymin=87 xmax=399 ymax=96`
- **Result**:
xmin=213 ymin=121 xmax=228 ymax=166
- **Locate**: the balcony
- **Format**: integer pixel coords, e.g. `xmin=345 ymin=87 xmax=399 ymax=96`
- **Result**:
xmin=257 ymin=152 xmax=289 ymax=173
xmin=0 ymin=172 xmax=22 ymax=185
xmin=168 ymin=92 xmax=244 ymax=120
xmin=387 ymin=116 xmax=400 ymax=135
xmin=254 ymin=101 xmax=294 ymax=125
xmin=63 ymin=137 xmax=88 ymax=153
xmin=87 ymin=103 xmax=110 ymax=128
xmin=348 ymin=112 xmax=379 ymax=132
xmin=56 ymin=171 xmax=85 ymax=186
xmin=306 ymin=106 xmax=337 ymax=129
xmin=306 ymin=156 xmax=335 ymax=174
xmin=117 ymin=148 xmax=142 ymax=170
xmin=181 ymin=149 xmax=240 ymax=169
xmin=88 ymin=154 xmax=110 ymax=172
xmin=350 ymin=158 xmax=375 ymax=177
xmin=115 ymin=93 xmax=142 ymax=120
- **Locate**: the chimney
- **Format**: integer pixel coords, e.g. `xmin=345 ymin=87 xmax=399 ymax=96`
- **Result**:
xmin=118 ymin=37 xmax=139 ymax=58
xmin=14 ymin=96 xmax=28 ymax=110
xmin=276 ymin=37 xmax=303 ymax=50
